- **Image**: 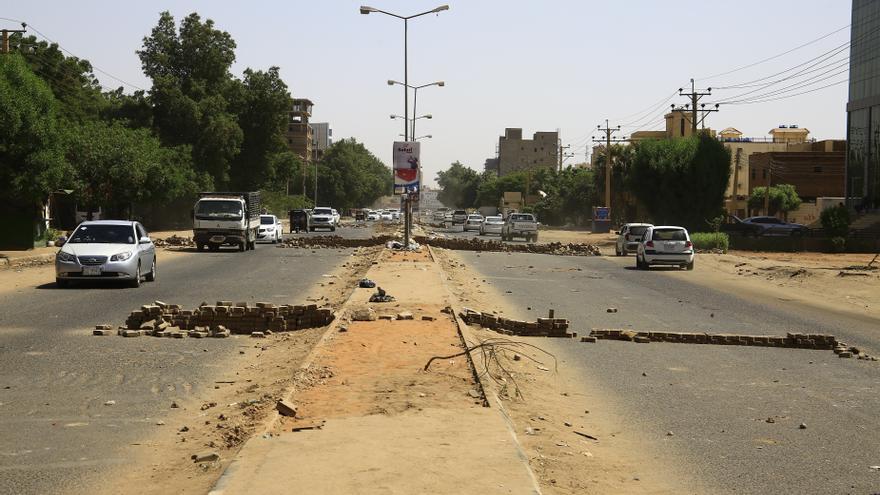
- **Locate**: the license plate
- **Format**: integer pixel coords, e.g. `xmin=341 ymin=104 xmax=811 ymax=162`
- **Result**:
xmin=83 ymin=266 xmax=102 ymax=276
xmin=210 ymin=235 xmax=226 ymax=243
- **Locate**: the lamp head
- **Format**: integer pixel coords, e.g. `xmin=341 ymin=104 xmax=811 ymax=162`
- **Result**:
xmin=360 ymin=6 xmax=377 ymax=14
xmin=432 ymin=5 xmax=450 ymax=13
xmin=436 ymin=81 xmax=445 ymax=87
xmin=425 ymin=114 xmax=433 ymax=119
xmin=387 ymin=80 xmax=395 ymax=86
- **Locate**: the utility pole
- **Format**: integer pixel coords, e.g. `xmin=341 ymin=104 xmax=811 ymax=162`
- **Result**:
xmin=672 ymin=78 xmax=719 ymax=134
xmin=1 ymin=23 xmax=27 ymax=54
xmin=557 ymin=141 xmax=572 ymax=172
xmin=592 ymin=120 xmax=622 ymax=211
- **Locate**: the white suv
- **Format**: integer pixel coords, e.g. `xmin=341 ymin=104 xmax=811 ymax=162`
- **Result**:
xmin=635 ymin=226 xmax=694 ymax=270
xmin=615 ymin=223 xmax=652 ymax=256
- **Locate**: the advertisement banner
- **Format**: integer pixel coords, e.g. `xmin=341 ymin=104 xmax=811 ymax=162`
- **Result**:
xmin=392 ymin=141 xmax=420 ymax=195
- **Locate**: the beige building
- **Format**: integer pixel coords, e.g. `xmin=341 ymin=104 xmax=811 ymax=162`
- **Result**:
xmin=497 ymin=128 xmax=558 ymax=176
xmin=286 ymin=98 xmax=314 ymax=164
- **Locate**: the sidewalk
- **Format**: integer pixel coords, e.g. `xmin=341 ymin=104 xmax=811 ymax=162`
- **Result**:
xmin=209 ymin=248 xmax=541 ymax=494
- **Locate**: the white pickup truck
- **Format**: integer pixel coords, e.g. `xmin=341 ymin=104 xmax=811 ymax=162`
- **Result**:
xmin=501 ymin=213 xmax=539 ymax=242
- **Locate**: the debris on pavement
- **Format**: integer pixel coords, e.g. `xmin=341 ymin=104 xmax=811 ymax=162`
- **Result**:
xmin=358 ymin=278 xmax=376 ymax=288
xmin=574 ymin=431 xmax=598 ymax=441
xmin=153 ymin=235 xmax=195 ymax=248
xmin=191 ymin=452 xmax=220 ymax=463
xmin=369 ymin=287 xmax=396 ymax=303
xmin=460 ymin=308 xmax=575 ymax=338
xmin=109 ymin=300 xmax=335 ymax=337
xmin=351 ymin=306 xmax=377 ymax=321
xmin=276 ymin=400 xmax=298 ymax=417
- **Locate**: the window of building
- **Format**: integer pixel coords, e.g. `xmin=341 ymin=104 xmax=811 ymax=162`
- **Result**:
xmin=680 ymin=118 xmax=685 ymax=137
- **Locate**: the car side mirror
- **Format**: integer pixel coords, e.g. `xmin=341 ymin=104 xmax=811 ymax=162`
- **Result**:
xmin=139 ymin=236 xmax=151 ymax=244
xmin=56 ymin=236 xmax=67 ymax=247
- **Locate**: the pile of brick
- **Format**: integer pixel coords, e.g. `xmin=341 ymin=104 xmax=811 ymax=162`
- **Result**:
xmin=460 ymin=308 xmax=575 ymax=338
xmin=153 ymin=235 xmax=195 ymax=248
xmin=588 ymin=329 xmax=839 ymax=349
xmin=414 ymin=236 xmax=601 ymax=256
xmin=108 ymin=300 xmax=334 ymax=337
xmin=280 ymin=235 xmax=397 ymax=249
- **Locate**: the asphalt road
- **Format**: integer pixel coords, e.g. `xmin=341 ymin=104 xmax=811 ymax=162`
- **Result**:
xmin=0 ymin=225 xmax=372 ymax=495
xmin=458 ymin=250 xmax=880 ymax=495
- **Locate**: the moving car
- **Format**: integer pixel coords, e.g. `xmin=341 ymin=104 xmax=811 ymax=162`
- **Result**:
xmin=193 ymin=191 xmax=261 ymax=252
xmin=331 ymin=209 xmax=341 ymax=226
xmin=366 ymin=210 xmax=380 ymax=221
xmin=380 ymin=210 xmax=393 ymax=221
xmin=258 ymin=214 xmax=283 ymax=243
xmin=741 ymin=216 xmax=806 ymax=236
xmin=635 ymin=225 xmax=694 ymax=270
xmin=310 ymin=207 xmax=337 ymax=231
xmin=501 ymin=213 xmax=539 ymax=242
xmin=433 ymin=207 xmax=449 ymax=224
xmin=463 ymin=214 xmax=484 ymax=232
xmin=55 ymin=220 xmax=157 ymax=288
xmin=615 ymin=223 xmax=653 ymax=256
xmin=480 ymin=215 xmax=504 ymax=235
xmin=452 ymin=210 xmax=468 ymax=224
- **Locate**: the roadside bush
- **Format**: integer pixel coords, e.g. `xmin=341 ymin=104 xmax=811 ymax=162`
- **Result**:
xmin=46 ymin=227 xmax=62 ymax=242
xmin=260 ymin=190 xmax=313 ymax=217
xmin=830 ymin=236 xmax=846 ymax=253
xmin=820 ymin=205 xmax=851 ymax=237
xmin=690 ymin=232 xmax=729 ymax=252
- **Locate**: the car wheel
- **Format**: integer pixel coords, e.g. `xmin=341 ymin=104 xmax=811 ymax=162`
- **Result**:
xmin=209 ymin=244 xmax=220 ymax=252
xmin=686 ymin=260 xmax=694 ymax=271
xmin=129 ymin=264 xmax=141 ymax=288
xmin=197 ymin=243 xmax=204 ymax=252
xmin=331 ymin=227 xmax=336 ymax=232
xmin=146 ymin=257 xmax=157 ymax=282
xmin=56 ymin=278 xmax=69 ymax=288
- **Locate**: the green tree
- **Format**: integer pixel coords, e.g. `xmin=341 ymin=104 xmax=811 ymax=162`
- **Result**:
xmin=65 ymin=120 xmax=202 ymax=217
xmin=316 ymin=139 xmax=392 ymax=210
xmin=138 ymin=11 xmax=242 ymax=187
xmin=629 ymin=134 xmax=731 ymax=230
xmin=747 ymin=184 xmax=802 ymax=218
xmin=228 ymin=67 xmax=293 ymax=190
xmin=0 ymin=53 xmax=70 ymax=203
xmin=820 ymin=204 xmax=851 ymax=238
xmin=436 ymin=161 xmax=480 ymax=208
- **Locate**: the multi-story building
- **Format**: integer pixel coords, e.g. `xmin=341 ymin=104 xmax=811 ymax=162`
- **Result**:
xmin=310 ymin=122 xmax=333 ymax=161
xmin=286 ymin=98 xmax=314 ymax=164
xmin=846 ymin=0 xmax=880 ymax=211
xmin=497 ymin=128 xmax=558 ymax=176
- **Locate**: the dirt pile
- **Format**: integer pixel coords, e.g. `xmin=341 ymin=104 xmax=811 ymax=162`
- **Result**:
xmin=153 ymin=235 xmax=195 ymax=248
xmin=416 ymin=236 xmax=601 ymax=256
xmin=280 ymin=235 xmax=397 ymax=249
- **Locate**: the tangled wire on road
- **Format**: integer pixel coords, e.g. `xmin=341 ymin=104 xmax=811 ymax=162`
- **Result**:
xmin=424 ymin=337 xmax=557 ymax=400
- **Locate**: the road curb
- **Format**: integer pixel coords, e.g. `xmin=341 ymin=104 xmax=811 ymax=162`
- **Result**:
xmin=428 ymin=244 xmax=544 ymax=495
xmin=0 ymin=253 xmax=55 ymax=269
xmin=210 ymin=247 xmax=383 ymax=495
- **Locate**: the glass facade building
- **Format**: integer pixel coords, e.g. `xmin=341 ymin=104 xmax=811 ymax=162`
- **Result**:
xmin=847 ymin=0 xmax=880 ymax=210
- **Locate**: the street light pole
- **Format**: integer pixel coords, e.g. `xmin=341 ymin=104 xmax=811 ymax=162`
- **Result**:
xmin=361 ymin=5 xmax=448 ymax=250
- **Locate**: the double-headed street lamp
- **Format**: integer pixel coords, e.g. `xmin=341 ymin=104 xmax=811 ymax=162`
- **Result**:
xmin=399 ymin=134 xmax=432 ymax=141
xmin=388 ymin=80 xmax=444 ymax=137
xmin=360 ymin=4 xmax=449 ymax=141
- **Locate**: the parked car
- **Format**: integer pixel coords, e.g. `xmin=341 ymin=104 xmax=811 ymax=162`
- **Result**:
xmin=310 ymin=207 xmax=337 ymax=231
xmin=391 ymin=210 xmax=401 ymax=221
xmin=480 ymin=215 xmax=504 ymax=235
xmin=380 ymin=210 xmax=393 ymax=221
xmin=501 ymin=213 xmax=539 ymax=242
xmin=444 ymin=211 xmax=454 ymax=223
xmin=463 ymin=214 xmax=484 ymax=232
xmin=331 ymin=209 xmax=341 ymax=226
xmin=366 ymin=210 xmax=380 ymax=221
xmin=635 ymin=225 xmax=694 ymax=270
xmin=55 ymin=220 xmax=157 ymax=288
xmin=452 ymin=210 xmax=468 ymax=224
xmin=719 ymin=214 xmax=762 ymax=237
xmin=615 ymin=223 xmax=653 ymax=256
xmin=741 ymin=216 xmax=806 ymax=236
xmin=433 ymin=207 xmax=449 ymax=223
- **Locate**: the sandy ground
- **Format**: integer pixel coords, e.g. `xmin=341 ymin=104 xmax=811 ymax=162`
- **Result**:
xmin=434 ymin=248 xmax=709 ymax=494
xmin=85 ymin=246 xmax=381 ymax=495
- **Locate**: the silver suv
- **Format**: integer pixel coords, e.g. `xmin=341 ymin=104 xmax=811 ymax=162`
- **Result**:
xmin=55 ymin=220 xmax=156 ymax=288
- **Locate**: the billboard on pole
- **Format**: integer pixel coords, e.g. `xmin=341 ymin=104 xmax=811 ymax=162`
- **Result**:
xmin=393 ymin=141 xmax=420 ymax=195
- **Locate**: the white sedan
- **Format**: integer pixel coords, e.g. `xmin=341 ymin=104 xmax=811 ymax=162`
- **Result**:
xmin=463 ymin=214 xmax=484 ymax=232
xmin=258 ymin=215 xmax=283 ymax=243
xmin=480 ymin=215 xmax=504 ymax=235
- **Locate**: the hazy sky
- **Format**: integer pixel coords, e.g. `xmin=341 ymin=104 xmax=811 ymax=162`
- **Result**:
xmin=4 ymin=1 xmax=852 ymax=187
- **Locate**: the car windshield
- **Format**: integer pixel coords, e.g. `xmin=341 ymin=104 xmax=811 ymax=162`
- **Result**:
xmin=486 ymin=216 xmax=502 ymax=223
xmin=629 ymin=226 xmax=649 ymax=236
xmin=652 ymin=228 xmax=687 ymax=241
xmin=260 ymin=216 xmax=275 ymax=225
xmin=313 ymin=208 xmax=332 ymax=215
xmin=196 ymin=200 xmax=242 ymax=219
xmin=70 ymin=224 xmax=135 ymax=244
xmin=511 ymin=214 xmax=535 ymax=222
